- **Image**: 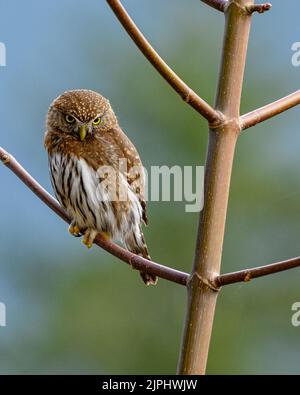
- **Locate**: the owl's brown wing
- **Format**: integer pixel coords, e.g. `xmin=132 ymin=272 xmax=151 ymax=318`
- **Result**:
xmin=106 ymin=126 xmax=148 ymax=225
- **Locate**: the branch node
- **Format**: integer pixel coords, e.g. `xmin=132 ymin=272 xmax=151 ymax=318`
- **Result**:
xmin=0 ymin=152 xmax=10 ymax=164
xmin=189 ymin=272 xmax=220 ymax=292
xmin=245 ymin=3 xmax=272 ymax=15
xmin=209 ymin=116 xmax=241 ymax=135
xmin=208 ymin=111 xmax=227 ymax=129
xmin=244 ymin=271 xmax=252 ymax=282
xmin=183 ymin=89 xmax=192 ymax=104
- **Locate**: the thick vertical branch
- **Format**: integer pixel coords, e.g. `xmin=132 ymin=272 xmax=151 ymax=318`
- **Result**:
xmin=177 ymin=0 xmax=253 ymax=374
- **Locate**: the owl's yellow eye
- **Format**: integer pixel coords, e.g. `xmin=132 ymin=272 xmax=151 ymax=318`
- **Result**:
xmin=92 ymin=117 xmax=101 ymax=125
xmin=65 ymin=115 xmax=75 ymax=123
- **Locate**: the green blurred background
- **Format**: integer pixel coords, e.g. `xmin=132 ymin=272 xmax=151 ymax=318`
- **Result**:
xmin=0 ymin=0 xmax=300 ymax=374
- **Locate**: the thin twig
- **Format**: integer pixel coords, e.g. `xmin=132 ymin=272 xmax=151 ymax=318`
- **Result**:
xmin=240 ymin=90 xmax=300 ymax=130
xmin=106 ymin=0 xmax=221 ymax=124
xmin=245 ymin=2 xmax=272 ymax=14
xmin=215 ymin=256 xmax=300 ymax=287
xmin=0 ymin=146 xmax=189 ymax=286
xmin=201 ymin=0 xmax=228 ymax=12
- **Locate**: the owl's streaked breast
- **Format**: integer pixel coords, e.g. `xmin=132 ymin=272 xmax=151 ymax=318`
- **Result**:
xmin=49 ymin=152 xmax=143 ymax=242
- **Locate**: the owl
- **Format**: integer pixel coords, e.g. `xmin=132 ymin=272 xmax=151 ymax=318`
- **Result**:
xmin=44 ymin=89 xmax=157 ymax=285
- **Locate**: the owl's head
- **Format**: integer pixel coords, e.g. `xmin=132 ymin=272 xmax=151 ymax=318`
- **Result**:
xmin=47 ymin=89 xmax=117 ymax=141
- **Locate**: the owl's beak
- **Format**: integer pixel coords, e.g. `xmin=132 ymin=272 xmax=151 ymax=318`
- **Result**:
xmin=79 ymin=125 xmax=88 ymax=141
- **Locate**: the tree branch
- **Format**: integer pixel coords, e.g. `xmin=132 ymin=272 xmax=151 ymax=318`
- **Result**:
xmin=240 ymin=90 xmax=300 ymax=130
xmin=106 ymin=0 xmax=222 ymax=124
xmin=177 ymin=0 xmax=252 ymax=375
xmin=245 ymin=3 xmax=272 ymax=14
xmin=201 ymin=0 xmax=228 ymax=12
xmin=215 ymin=256 xmax=300 ymax=287
xmin=0 ymin=146 xmax=189 ymax=287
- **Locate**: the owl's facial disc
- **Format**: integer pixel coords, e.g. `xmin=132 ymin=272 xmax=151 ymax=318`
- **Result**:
xmin=63 ymin=112 xmax=91 ymax=141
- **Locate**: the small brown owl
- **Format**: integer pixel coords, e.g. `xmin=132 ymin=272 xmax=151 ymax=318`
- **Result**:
xmin=44 ymin=89 xmax=156 ymax=285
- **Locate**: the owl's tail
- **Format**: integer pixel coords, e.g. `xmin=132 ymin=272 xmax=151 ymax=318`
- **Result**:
xmin=125 ymin=229 xmax=157 ymax=286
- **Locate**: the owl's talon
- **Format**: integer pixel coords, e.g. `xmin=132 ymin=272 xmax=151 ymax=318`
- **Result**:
xmin=83 ymin=240 xmax=93 ymax=249
xmin=82 ymin=229 xmax=98 ymax=249
xmin=99 ymin=231 xmax=110 ymax=241
xmin=69 ymin=223 xmax=81 ymax=237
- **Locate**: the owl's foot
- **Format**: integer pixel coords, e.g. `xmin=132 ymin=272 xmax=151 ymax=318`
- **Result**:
xmin=99 ymin=231 xmax=110 ymax=241
xmin=82 ymin=229 xmax=98 ymax=249
xmin=69 ymin=222 xmax=81 ymax=237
